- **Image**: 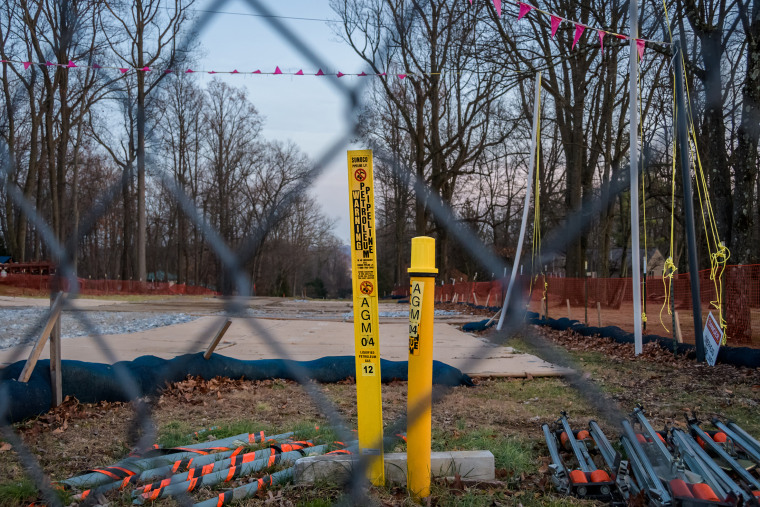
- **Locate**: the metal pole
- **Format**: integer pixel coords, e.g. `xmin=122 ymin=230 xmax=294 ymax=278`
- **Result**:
xmin=498 ymin=72 xmax=541 ymax=331
xmin=674 ymin=40 xmax=705 ymax=362
xmin=629 ymin=0 xmax=643 ymax=355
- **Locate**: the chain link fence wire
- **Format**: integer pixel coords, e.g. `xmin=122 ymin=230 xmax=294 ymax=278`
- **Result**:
xmin=0 ymin=0 xmax=648 ymax=504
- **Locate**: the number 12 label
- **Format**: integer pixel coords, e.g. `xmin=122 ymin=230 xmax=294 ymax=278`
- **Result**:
xmin=362 ymin=363 xmax=375 ymax=376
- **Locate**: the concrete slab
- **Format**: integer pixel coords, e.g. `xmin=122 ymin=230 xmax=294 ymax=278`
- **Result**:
xmin=294 ymin=450 xmax=495 ymax=485
xmin=0 ymin=315 xmax=569 ymax=376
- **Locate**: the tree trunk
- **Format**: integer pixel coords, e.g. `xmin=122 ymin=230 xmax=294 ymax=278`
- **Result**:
xmin=137 ymin=39 xmax=147 ymax=282
xmin=731 ymin=0 xmax=760 ymax=264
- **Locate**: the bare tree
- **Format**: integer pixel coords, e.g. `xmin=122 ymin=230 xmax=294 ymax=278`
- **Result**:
xmin=101 ymin=0 xmax=194 ymax=281
xmin=333 ymin=0 xmax=515 ymax=278
xmin=204 ymin=79 xmax=263 ymax=294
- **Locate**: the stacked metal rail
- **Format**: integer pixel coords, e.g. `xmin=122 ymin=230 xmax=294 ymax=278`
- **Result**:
xmin=542 ymin=408 xmax=760 ymax=506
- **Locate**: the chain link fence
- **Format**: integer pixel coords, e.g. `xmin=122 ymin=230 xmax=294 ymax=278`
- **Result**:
xmin=0 ymin=0 xmax=684 ymax=504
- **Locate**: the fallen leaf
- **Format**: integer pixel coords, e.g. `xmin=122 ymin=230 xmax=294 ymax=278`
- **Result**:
xmin=0 ymin=442 xmax=11 ymax=452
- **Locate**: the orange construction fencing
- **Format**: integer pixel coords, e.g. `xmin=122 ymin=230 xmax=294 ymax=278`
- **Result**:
xmin=392 ymin=264 xmax=760 ymax=348
xmin=0 ymin=274 xmax=218 ymax=297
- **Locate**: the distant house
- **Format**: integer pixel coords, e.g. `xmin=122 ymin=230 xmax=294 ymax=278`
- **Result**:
xmin=147 ymin=270 xmax=177 ymax=282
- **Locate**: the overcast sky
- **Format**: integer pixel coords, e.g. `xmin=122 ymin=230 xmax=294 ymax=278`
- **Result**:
xmin=191 ymin=0 xmax=368 ymax=244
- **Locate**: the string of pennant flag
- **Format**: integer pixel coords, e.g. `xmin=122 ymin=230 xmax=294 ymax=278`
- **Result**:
xmin=482 ymin=0 xmax=671 ymax=56
xmin=0 ymin=0 xmax=669 ymax=77
xmin=0 ymin=59 xmax=420 ymax=79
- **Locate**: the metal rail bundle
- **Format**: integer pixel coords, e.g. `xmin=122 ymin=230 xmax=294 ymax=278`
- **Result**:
xmin=542 ymin=412 xmax=617 ymax=500
xmin=543 ymin=408 xmax=760 ymax=506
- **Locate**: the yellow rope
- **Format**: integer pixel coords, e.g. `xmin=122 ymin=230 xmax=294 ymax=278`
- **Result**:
xmin=682 ymin=64 xmax=730 ymax=344
xmin=660 ymin=0 xmax=728 ymax=342
xmin=529 ymin=75 xmax=543 ymax=308
xmin=639 ymin=69 xmax=648 ymax=326
xmin=660 ymin=72 xmax=678 ymax=332
xmin=535 ymin=76 xmax=546 ymax=307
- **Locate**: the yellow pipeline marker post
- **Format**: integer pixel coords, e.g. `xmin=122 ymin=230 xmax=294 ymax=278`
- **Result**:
xmin=407 ymin=236 xmax=437 ymax=498
xmin=346 ymin=149 xmax=384 ymax=486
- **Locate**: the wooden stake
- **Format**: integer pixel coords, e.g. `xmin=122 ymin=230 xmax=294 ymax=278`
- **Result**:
xmin=19 ymin=293 xmax=64 ymax=383
xmin=674 ymin=311 xmax=683 ymax=343
xmin=50 ymin=293 xmax=62 ymax=407
xmin=566 ymin=299 xmax=571 ymax=319
xmin=485 ymin=308 xmax=501 ymax=327
xmin=485 ymin=294 xmax=490 ymax=307
xmin=204 ymin=319 xmax=233 ymax=359
xmin=472 ymin=293 xmax=479 ymax=306
xmin=597 ymin=302 xmax=602 ymax=327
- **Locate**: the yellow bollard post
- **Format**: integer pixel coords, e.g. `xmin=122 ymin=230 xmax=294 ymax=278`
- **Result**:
xmin=407 ymin=236 xmax=437 ymax=499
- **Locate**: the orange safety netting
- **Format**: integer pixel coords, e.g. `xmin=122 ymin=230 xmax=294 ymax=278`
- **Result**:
xmin=0 ymin=274 xmax=218 ymax=297
xmin=392 ymin=264 xmax=760 ymax=347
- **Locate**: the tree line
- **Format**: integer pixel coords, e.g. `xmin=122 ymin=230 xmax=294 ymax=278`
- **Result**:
xmin=0 ymin=0 xmax=349 ymax=296
xmin=332 ymin=0 xmax=759 ymax=294
xmin=1 ymin=0 xmax=758 ymax=299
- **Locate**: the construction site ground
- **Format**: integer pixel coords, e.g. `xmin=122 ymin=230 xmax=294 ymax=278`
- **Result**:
xmin=0 ymin=295 xmax=567 ymax=377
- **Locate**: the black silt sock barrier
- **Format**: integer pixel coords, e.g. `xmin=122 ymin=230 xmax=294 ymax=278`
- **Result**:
xmin=518 ymin=311 xmax=760 ymax=368
xmin=0 ymin=354 xmax=473 ymax=423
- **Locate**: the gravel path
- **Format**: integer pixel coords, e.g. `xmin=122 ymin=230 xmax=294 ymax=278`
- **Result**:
xmin=1 ymin=309 xmax=198 ymax=350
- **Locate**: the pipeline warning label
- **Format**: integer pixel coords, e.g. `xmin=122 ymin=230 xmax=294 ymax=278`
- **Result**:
xmin=346 ymin=149 xmax=384 ymax=485
xmin=409 ymin=281 xmax=423 ymax=355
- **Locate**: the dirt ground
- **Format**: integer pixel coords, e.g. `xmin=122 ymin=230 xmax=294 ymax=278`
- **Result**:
xmin=524 ymin=299 xmax=760 ymax=349
xmin=2 ymin=322 xmax=759 ymax=506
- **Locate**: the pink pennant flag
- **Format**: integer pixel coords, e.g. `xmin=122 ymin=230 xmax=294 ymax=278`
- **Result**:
xmin=636 ymin=39 xmax=645 ymax=59
xmin=209 ymin=71 xmax=216 ymax=74
xmin=358 ymin=71 xmax=367 ymax=76
xmin=23 ymin=62 xmax=31 ymax=70
xmin=295 ymin=69 xmax=304 ymax=75
xmin=253 ymin=69 xmax=261 ymax=74
xmin=316 ymin=69 xmax=324 ymax=76
xmin=231 ymin=69 xmax=239 ymax=74
xmin=336 ymin=71 xmax=345 ymax=78
xmin=185 ymin=69 xmax=194 ymax=73
xmin=274 ymin=66 xmax=283 ymax=74
xmin=493 ymin=0 xmax=502 ymax=16
xmin=141 ymin=66 xmax=150 ymax=72
xmin=377 ymin=72 xmax=387 ymax=76
xmin=93 ymin=63 xmax=102 ymax=69
xmin=572 ymin=24 xmax=585 ymax=49
xmin=398 ymin=74 xmax=407 ymax=79
xmin=550 ymin=16 xmax=562 ymax=38
xmin=164 ymin=69 xmax=173 ymax=73
xmin=598 ymin=31 xmax=605 ymax=52
xmin=517 ymin=3 xmax=532 ymax=20
xmin=46 ymin=61 xmax=55 ymax=67
xmin=615 ymin=34 xmax=627 ymax=40
xmin=67 ymin=60 xmax=77 ymax=68
xmin=119 ymin=68 xmax=128 ymax=74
